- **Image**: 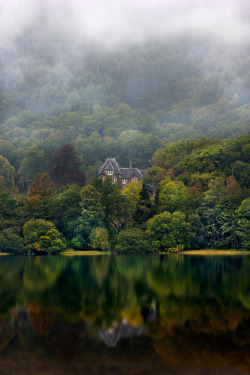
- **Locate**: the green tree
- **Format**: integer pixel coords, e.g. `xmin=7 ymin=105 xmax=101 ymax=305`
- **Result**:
xmin=115 ymin=228 xmax=157 ymax=253
xmin=29 ymin=173 xmax=56 ymax=197
xmin=89 ymin=227 xmax=109 ymax=251
xmin=121 ymin=181 xmax=141 ymax=224
xmin=23 ymin=218 xmax=66 ymax=252
xmin=146 ymin=211 xmax=193 ymax=251
xmin=72 ymin=185 xmax=105 ymax=249
xmin=133 ymin=182 xmax=152 ymax=225
xmin=38 ymin=228 xmax=67 ymax=253
xmin=0 ymin=155 xmax=15 ymax=192
xmin=52 ymin=184 xmax=82 ymax=240
xmin=18 ymin=145 xmax=49 ymax=189
xmin=92 ymin=177 xmax=128 ymax=232
xmin=158 ymin=177 xmax=188 ymax=213
xmin=235 ymin=198 xmax=250 ymax=250
xmin=0 ymin=228 xmax=26 ymax=254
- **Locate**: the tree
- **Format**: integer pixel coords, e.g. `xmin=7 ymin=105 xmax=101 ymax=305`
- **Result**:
xmin=235 ymin=198 xmax=250 ymax=250
xmin=92 ymin=177 xmax=128 ymax=232
xmin=133 ymin=182 xmax=152 ymax=225
xmin=0 ymin=155 xmax=15 ymax=192
xmin=38 ymin=229 xmax=67 ymax=253
xmin=158 ymin=177 xmax=188 ymax=213
xmin=146 ymin=211 xmax=194 ymax=251
xmin=121 ymin=181 xmax=141 ymax=223
xmin=18 ymin=145 xmax=49 ymax=189
xmin=89 ymin=227 xmax=109 ymax=251
xmin=71 ymin=185 xmax=105 ymax=248
xmin=29 ymin=173 xmax=56 ymax=197
xmin=23 ymin=218 xmax=67 ymax=253
xmin=51 ymin=184 xmax=82 ymax=240
xmin=115 ymin=228 xmax=157 ymax=253
xmin=50 ymin=143 xmax=86 ymax=188
xmin=0 ymin=228 xmax=26 ymax=253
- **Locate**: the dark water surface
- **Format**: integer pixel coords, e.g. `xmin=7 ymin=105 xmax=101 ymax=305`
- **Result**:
xmin=0 ymin=254 xmax=250 ymax=375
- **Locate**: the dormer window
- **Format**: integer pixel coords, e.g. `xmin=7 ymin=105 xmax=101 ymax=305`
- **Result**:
xmin=107 ymin=170 xmax=113 ymax=175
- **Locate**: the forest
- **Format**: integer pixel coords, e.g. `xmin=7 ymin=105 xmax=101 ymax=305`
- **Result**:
xmin=0 ymin=8 xmax=250 ymax=253
xmin=0 ymin=132 xmax=249 ymax=253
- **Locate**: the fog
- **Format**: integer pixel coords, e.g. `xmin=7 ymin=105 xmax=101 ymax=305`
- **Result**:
xmin=1 ymin=0 xmax=250 ymax=50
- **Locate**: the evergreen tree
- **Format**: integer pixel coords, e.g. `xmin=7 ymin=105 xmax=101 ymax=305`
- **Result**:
xmin=50 ymin=144 xmax=86 ymax=188
xmin=133 ymin=182 xmax=152 ymax=225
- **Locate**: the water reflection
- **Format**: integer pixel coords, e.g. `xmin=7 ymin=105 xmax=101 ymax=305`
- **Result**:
xmin=0 ymin=255 xmax=249 ymax=374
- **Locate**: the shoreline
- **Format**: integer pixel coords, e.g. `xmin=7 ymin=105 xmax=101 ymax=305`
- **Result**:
xmin=181 ymin=250 xmax=249 ymax=255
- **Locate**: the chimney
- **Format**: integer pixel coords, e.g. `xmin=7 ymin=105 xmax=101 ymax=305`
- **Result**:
xmin=129 ymin=161 xmax=132 ymax=171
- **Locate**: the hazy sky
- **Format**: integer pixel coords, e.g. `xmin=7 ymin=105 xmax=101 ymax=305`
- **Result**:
xmin=1 ymin=0 xmax=250 ymax=48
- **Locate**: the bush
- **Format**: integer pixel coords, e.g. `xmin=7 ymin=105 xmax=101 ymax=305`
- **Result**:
xmin=115 ymin=228 xmax=157 ymax=254
xmin=0 ymin=228 xmax=26 ymax=254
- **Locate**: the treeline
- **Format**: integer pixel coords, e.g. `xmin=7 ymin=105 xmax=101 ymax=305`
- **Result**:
xmin=0 ymin=133 xmax=249 ymax=253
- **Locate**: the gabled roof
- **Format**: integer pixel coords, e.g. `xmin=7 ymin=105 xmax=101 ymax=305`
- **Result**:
xmin=99 ymin=158 xmax=121 ymax=175
xmin=106 ymin=162 xmax=114 ymax=171
xmin=120 ymin=168 xmax=144 ymax=179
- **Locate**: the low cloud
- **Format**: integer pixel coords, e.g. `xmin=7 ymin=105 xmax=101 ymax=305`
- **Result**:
xmin=0 ymin=0 xmax=250 ymax=50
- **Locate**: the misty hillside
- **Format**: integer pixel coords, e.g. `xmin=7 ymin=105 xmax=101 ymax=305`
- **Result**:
xmin=0 ymin=0 xmax=250 ymax=185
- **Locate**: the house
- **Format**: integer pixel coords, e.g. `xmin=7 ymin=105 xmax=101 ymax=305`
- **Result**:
xmin=98 ymin=158 xmax=146 ymax=188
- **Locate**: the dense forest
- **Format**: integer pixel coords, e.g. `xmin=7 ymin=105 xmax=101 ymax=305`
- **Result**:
xmin=0 ymin=133 xmax=249 ymax=253
xmin=0 ymin=6 xmax=249 ymax=252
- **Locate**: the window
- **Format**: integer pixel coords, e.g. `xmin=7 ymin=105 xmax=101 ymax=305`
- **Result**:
xmin=112 ymin=178 xmax=117 ymax=183
xmin=132 ymin=177 xmax=137 ymax=182
xmin=122 ymin=179 xmax=127 ymax=184
xmin=107 ymin=170 xmax=113 ymax=175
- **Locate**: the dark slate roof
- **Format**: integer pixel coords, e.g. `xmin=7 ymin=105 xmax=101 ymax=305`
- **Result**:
xmin=106 ymin=162 xmax=114 ymax=171
xmin=99 ymin=158 xmax=121 ymax=175
xmin=120 ymin=168 xmax=144 ymax=179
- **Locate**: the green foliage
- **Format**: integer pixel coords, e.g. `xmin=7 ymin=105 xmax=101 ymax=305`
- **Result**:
xmin=115 ymin=228 xmax=157 ymax=253
xmin=71 ymin=185 xmax=104 ymax=249
xmin=235 ymin=198 xmax=250 ymax=250
xmin=89 ymin=227 xmax=110 ymax=251
xmin=38 ymin=228 xmax=67 ymax=253
xmin=146 ymin=211 xmax=194 ymax=251
xmin=22 ymin=218 xmax=66 ymax=252
xmin=18 ymin=145 xmax=49 ymax=186
xmin=0 ymin=155 xmax=15 ymax=192
xmin=23 ymin=218 xmax=55 ymax=243
xmin=158 ymin=177 xmax=188 ymax=213
xmin=133 ymin=182 xmax=152 ymax=225
xmin=51 ymin=184 xmax=82 ymax=239
xmin=29 ymin=173 xmax=56 ymax=197
xmin=0 ymin=228 xmax=25 ymax=253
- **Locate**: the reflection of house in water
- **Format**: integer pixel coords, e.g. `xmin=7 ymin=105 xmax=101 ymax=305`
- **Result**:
xmin=12 ymin=308 xmax=29 ymax=326
xmin=99 ymin=319 xmax=145 ymax=347
xmin=99 ymin=306 xmax=157 ymax=347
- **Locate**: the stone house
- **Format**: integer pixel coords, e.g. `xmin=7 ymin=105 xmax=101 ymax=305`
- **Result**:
xmin=98 ymin=158 xmax=146 ymax=188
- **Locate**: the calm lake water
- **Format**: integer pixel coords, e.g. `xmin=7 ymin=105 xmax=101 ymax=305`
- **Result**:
xmin=0 ymin=254 xmax=249 ymax=375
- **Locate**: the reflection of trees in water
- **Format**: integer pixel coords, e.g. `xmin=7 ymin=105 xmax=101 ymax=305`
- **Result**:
xmin=0 ymin=255 xmax=249 ymax=373
xmin=0 ymin=255 xmax=250 ymax=322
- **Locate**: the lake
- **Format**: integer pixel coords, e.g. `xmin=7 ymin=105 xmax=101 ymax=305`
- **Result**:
xmin=0 ymin=254 xmax=249 ymax=375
